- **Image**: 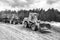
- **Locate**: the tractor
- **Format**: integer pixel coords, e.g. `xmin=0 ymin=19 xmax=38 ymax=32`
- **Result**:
xmin=22 ymin=13 xmax=51 ymax=32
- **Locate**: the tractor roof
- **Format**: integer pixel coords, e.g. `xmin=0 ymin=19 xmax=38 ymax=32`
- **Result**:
xmin=29 ymin=13 xmax=38 ymax=16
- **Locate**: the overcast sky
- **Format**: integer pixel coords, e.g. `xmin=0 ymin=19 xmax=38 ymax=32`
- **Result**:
xmin=0 ymin=0 xmax=60 ymax=11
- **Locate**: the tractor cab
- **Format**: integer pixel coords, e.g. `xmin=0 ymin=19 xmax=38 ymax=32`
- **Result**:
xmin=28 ymin=13 xmax=39 ymax=23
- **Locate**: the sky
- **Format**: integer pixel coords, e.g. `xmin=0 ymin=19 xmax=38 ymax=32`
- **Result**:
xmin=0 ymin=0 xmax=60 ymax=11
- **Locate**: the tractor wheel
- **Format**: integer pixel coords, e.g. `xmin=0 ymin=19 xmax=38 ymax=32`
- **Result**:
xmin=24 ymin=21 xmax=28 ymax=28
xmin=39 ymin=29 xmax=44 ymax=33
xmin=31 ymin=24 xmax=38 ymax=31
xmin=46 ymin=24 xmax=51 ymax=29
xmin=38 ymin=27 xmax=44 ymax=33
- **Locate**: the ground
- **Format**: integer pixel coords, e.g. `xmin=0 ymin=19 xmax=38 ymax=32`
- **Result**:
xmin=0 ymin=22 xmax=60 ymax=40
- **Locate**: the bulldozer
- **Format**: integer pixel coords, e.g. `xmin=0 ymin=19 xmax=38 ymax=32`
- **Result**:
xmin=22 ymin=13 xmax=51 ymax=32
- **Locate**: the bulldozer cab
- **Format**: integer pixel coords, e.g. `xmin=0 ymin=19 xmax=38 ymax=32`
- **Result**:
xmin=29 ymin=13 xmax=38 ymax=22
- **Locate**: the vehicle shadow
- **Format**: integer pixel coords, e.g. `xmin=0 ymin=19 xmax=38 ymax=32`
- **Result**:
xmin=39 ymin=30 xmax=51 ymax=34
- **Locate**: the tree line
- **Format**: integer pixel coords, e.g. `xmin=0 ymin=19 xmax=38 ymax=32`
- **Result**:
xmin=0 ymin=8 xmax=60 ymax=23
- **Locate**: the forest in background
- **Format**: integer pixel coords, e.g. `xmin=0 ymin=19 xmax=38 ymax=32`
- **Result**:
xmin=0 ymin=8 xmax=60 ymax=22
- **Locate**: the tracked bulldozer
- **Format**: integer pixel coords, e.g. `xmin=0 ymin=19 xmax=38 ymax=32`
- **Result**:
xmin=23 ymin=13 xmax=51 ymax=32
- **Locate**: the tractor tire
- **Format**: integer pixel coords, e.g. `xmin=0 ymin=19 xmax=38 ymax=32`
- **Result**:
xmin=39 ymin=29 xmax=44 ymax=33
xmin=23 ymin=21 xmax=28 ymax=28
xmin=46 ymin=24 xmax=51 ymax=29
xmin=31 ymin=24 xmax=38 ymax=31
